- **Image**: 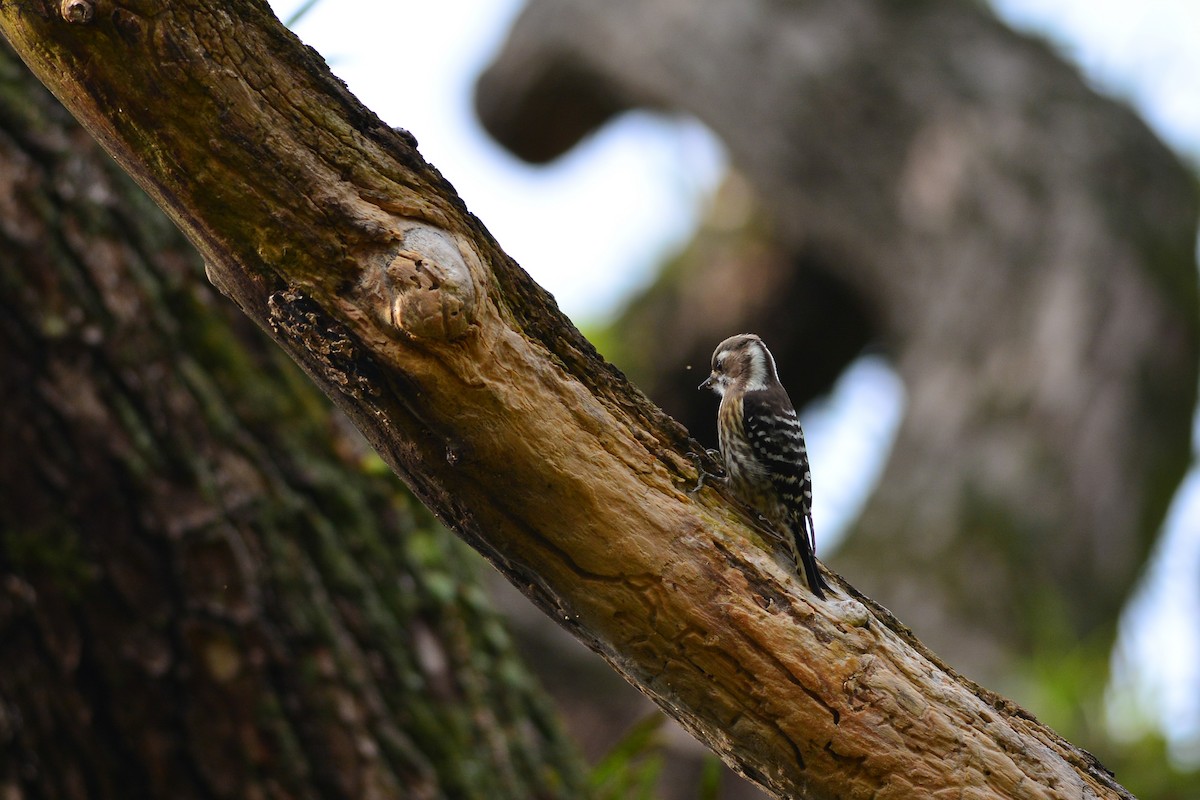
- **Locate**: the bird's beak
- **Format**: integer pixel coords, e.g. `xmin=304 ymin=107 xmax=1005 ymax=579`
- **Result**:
xmin=698 ymin=373 xmax=715 ymax=391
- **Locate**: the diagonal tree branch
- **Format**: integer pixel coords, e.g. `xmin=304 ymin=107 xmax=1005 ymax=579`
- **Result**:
xmin=0 ymin=2 xmax=1133 ymax=797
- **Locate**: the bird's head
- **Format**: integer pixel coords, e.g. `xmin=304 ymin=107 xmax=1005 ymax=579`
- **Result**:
xmin=698 ymin=333 xmax=778 ymax=396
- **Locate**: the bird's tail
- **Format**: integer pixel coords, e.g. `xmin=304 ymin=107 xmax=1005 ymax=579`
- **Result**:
xmin=795 ymin=515 xmax=830 ymax=600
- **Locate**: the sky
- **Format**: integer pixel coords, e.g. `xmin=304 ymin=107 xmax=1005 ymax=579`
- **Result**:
xmin=270 ymin=0 xmax=1200 ymax=766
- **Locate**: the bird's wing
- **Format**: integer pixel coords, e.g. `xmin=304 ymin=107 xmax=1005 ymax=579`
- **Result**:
xmin=741 ymin=388 xmax=813 ymax=517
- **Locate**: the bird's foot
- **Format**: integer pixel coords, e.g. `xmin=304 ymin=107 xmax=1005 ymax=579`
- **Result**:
xmin=688 ymin=450 xmax=726 ymax=494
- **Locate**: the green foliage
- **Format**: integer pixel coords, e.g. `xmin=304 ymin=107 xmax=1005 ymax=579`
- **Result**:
xmin=2 ymin=524 xmax=92 ymax=597
xmin=1013 ymin=588 xmax=1114 ymax=736
xmin=1010 ymin=586 xmax=1200 ymax=798
xmin=1107 ymin=730 xmax=1200 ymax=800
xmin=575 ymin=320 xmax=628 ymax=373
xmin=589 ymin=713 xmax=667 ymax=800
xmin=696 ymin=755 xmax=724 ymax=800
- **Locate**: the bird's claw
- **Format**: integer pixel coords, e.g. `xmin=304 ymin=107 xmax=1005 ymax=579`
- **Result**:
xmin=688 ymin=450 xmax=726 ymax=494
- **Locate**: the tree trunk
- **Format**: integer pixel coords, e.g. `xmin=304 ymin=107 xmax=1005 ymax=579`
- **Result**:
xmin=475 ymin=0 xmax=1199 ymax=695
xmin=0 ymin=37 xmax=587 ymax=800
xmin=0 ymin=2 xmax=1146 ymax=798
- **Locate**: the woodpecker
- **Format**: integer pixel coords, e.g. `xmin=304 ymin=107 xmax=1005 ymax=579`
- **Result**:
xmin=699 ymin=333 xmax=830 ymax=599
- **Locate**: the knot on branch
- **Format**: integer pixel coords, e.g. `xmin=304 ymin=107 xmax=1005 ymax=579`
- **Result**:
xmin=373 ymin=225 xmax=478 ymax=342
xmin=60 ymin=0 xmax=94 ymax=24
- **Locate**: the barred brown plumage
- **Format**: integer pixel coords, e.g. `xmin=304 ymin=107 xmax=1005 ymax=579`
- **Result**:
xmin=699 ymin=333 xmax=830 ymax=599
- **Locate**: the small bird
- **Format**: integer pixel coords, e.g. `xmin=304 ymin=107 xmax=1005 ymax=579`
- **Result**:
xmin=699 ymin=333 xmax=830 ymax=599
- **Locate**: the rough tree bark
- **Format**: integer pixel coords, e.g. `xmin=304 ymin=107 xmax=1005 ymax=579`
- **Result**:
xmin=0 ymin=2 xmax=1147 ymax=798
xmin=0 ymin=36 xmax=588 ymax=800
xmin=474 ymin=0 xmax=1199 ymax=692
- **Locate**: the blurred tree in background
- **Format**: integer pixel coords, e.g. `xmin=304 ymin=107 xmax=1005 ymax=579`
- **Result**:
xmin=476 ymin=0 xmax=1199 ymax=797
